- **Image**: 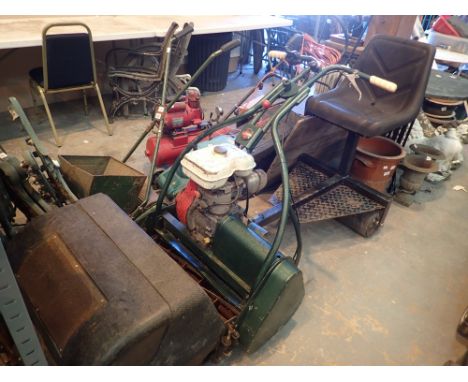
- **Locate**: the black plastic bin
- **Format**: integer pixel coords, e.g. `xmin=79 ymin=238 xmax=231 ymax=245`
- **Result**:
xmin=188 ymin=32 xmax=232 ymax=92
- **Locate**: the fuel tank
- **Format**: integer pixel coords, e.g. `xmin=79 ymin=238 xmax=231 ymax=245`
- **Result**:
xmin=145 ymin=126 xmax=233 ymax=167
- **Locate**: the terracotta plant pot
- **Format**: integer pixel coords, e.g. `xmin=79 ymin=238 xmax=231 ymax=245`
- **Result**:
xmin=351 ymin=136 xmax=406 ymax=193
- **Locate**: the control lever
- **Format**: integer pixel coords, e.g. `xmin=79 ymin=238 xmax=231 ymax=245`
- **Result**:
xmin=343 ymin=71 xmax=398 ymax=100
xmin=210 ymin=106 xmax=224 ymax=123
xmin=343 ymin=72 xmax=362 ymax=101
xmin=268 ymin=50 xmax=314 ymax=63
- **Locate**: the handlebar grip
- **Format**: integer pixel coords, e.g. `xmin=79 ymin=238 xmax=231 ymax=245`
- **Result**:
xmin=369 ymin=76 xmax=398 ymax=93
xmin=268 ymin=50 xmax=287 ymax=60
xmin=220 ymin=39 xmax=240 ymax=53
xmin=174 ymin=23 xmax=194 ymax=40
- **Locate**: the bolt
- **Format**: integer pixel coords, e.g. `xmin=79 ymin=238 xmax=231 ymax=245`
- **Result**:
xmin=221 ymin=335 xmax=231 ymax=347
xmin=213 ymin=145 xmax=228 ymax=155
xmin=241 ymin=128 xmax=253 ymax=140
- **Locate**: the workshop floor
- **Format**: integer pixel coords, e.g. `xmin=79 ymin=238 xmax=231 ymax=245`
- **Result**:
xmin=0 ymin=66 xmax=467 ymax=366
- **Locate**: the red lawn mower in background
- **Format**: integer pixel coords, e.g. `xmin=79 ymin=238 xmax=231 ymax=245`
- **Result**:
xmin=140 ymin=31 xmax=339 ymax=169
xmin=145 ymin=87 xmax=233 ymax=166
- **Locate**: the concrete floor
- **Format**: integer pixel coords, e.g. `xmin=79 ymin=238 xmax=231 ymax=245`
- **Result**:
xmin=0 ymin=66 xmax=467 ymax=365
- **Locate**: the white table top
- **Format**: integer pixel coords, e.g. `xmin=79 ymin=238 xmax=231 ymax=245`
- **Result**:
xmin=0 ymin=15 xmax=292 ymax=50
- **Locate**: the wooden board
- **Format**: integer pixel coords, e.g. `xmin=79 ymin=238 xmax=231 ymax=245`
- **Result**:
xmin=364 ymin=16 xmax=417 ymax=45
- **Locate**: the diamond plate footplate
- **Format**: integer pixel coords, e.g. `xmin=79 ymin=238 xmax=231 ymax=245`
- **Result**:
xmin=273 ymin=161 xmax=384 ymax=223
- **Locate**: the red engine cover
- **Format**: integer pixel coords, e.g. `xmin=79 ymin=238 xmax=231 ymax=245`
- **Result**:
xmin=145 ymin=126 xmax=234 ymax=167
xmin=175 ymin=180 xmax=200 ymax=224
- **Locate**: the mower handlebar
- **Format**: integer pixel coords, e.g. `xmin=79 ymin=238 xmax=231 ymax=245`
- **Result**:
xmin=268 ymin=49 xmax=316 ymax=65
xmin=268 ymin=50 xmax=287 ymax=60
xmin=220 ymin=39 xmax=241 ymax=53
xmin=291 ymin=51 xmax=315 ymax=63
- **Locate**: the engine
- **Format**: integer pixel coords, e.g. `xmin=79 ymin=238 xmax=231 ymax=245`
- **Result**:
xmin=145 ymin=87 xmax=235 ymax=166
xmin=175 ymin=143 xmax=267 ymax=245
xmin=164 ymin=87 xmax=204 ymax=131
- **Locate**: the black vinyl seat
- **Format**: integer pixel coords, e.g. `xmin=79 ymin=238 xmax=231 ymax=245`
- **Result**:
xmin=305 ymin=35 xmax=436 ymax=137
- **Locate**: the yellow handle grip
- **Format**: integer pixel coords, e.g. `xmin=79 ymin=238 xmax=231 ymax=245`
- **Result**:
xmin=268 ymin=50 xmax=287 ymax=60
xmin=369 ymin=76 xmax=398 ymax=93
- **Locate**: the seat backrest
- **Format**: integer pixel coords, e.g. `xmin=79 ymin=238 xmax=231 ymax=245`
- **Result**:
xmin=42 ymin=23 xmax=96 ymax=90
xmin=352 ymin=35 xmax=435 ymax=119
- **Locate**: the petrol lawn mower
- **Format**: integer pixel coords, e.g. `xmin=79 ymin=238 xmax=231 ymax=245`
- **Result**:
xmin=1 ymin=30 xmax=413 ymax=366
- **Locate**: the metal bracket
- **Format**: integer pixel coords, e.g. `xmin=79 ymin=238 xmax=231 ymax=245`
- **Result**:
xmin=344 ymin=71 xmax=362 ymax=101
xmin=0 ymin=242 xmax=48 ymax=365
